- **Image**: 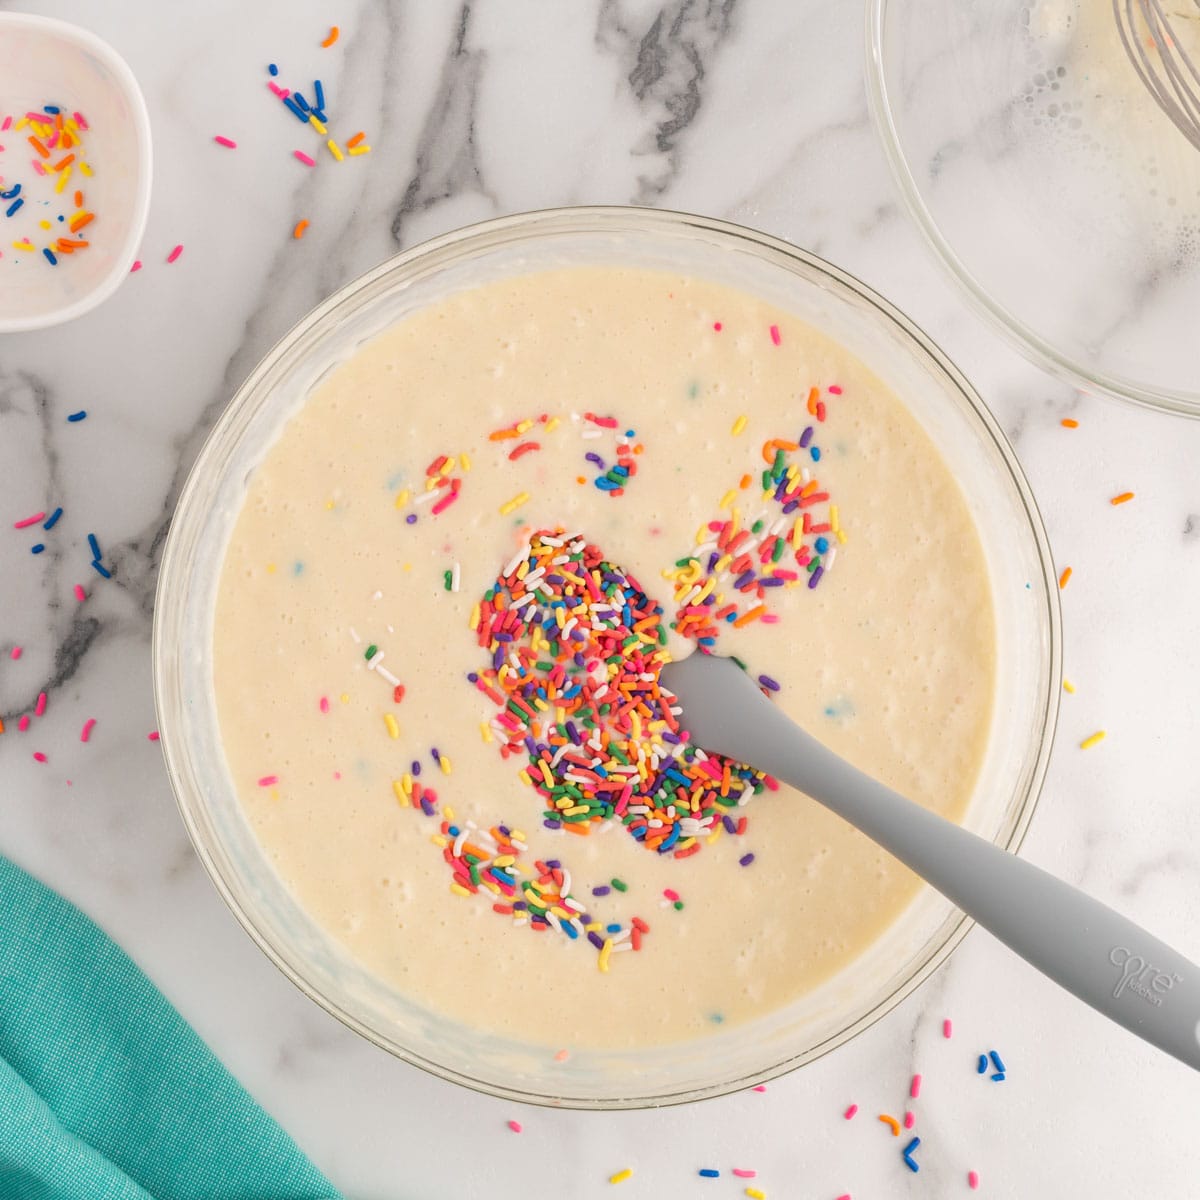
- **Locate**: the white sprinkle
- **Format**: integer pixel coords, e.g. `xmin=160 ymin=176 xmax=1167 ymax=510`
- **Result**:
xmin=612 ymin=940 xmax=634 ymax=953
xmin=513 ymin=917 xmax=528 ymax=927
xmin=451 ymin=562 xmax=461 ymax=593
xmin=563 ymin=896 xmax=586 ymax=912
xmin=823 ymin=547 xmax=837 ymax=573
xmin=349 ymin=627 xmax=362 ymax=644
xmin=546 ymin=911 xmax=563 ymax=933
xmin=453 ymin=830 xmax=468 ymax=857
xmin=504 ymin=543 xmax=532 ymax=577
xmin=413 ymin=487 xmax=441 ymax=506
xmin=366 ymin=650 xmax=384 ymax=670
xmin=372 ymin=590 xmax=383 ymax=600
xmin=376 ymin=665 xmax=400 ymax=686
xmin=581 ymin=429 xmax=604 ymax=439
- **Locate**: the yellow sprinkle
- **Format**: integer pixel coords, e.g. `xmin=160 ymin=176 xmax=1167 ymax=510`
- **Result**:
xmin=348 ymin=145 xmax=371 ymax=156
xmin=499 ymin=491 xmax=530 ymax=516
xmin=400 ymin=772 xmax=413 ymax=795
xmin=384 ymin=713 xmax=400 ymax=739
xmin=439 ymin=458 xmax=455 ymax=477
xmin=1063 ymin=679 xmax=1076 ymax=694
xmin=836 ymin=528 xmax=848 ymax=544
xmin=394 ymin=488 xmax=410 ymax=509
xmin=493 ymin=854 xmax=515 ymax=867
xmin=325 ymin=499 xmax=336 ymax=510
xmin=830 ymin=503 xmax=840 ymax=532
xmin=431 ymin=834 xmax=448 ymax=847
xmin=326 ymin=138 xmax=343 ymax=160
xmin=269 ymin=787 xmax=280 ymax=800
xmin=79 ymin=161 xmax=92 ymax=177
xmin=440 ymin=754 xmax=452 ymax=775
xmin=585 ymin=922 xmax=601 ymax=932
xmin=450 ymin=883 xmax=472 ymax=898
xmin=1080 ymin=730 xmax=1106 ymax=750
xmin=66 ymin=118 xmax=80 ymax=134
xmin=340 ymin=693 xmax=350 ymax=703
xmin=39 ymin=219 xmax=52 ymax=231
xmin=460 ymin=451 xmax=472 ymax=470
xmin=14 ymin=118 xmax=28 ymax=130
xmin=745 ymin=1190 xmax=766 ymax=1200
xmin=55 ymin=166 xmax=71 ymax=194
xmin=308 ymin=114 xmax=327 ymax=134
xmin=518 ymin=769 xmax=533 ymax=786
xmin=469 ymin=602 xmax=481 ymax=631
xmin=425 ymin=476 xmax=440 ymax=492
xmin=731 ymin=414 xmax=748 ymax=436
xmin=562 ymin=805 xmax=589 ymax=817
xmin=598 ymin=938 xmax=613 ymax=972
xmin=609 ymin=1170 xmax=633 ymax=1185
xmin=719 ymin=489 xmax=737 ymax=510
xmin=516 ymin=419 xmax=533 ymax=433
xmin=265 ymin=563 xmax=276 ymax=574
xmin=544 ymin=416 xmax=561 ymax=432
xmin=392 ymin=780 xmax=410 ymax=807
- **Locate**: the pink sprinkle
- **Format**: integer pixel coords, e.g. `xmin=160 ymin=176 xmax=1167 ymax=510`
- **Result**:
xmin=258 ymin=774 xmax=279 ymax=787
xmin=903 ymin=1111 xmax=915 ymax=1129
xmin=663 ymin=888 xmax=680 ymax=902
xmin=0 ymin=116 xmax=10 ymax=131
xmin=731 ymin=1169 xmax=756 ymax=1179
xmin=553 ymin=1049 xmax=570 ymax=1062
xmin=33 ymin=751 xmax=47 ymax=763
xmin=10 ymin=646 xmax=22 ymax=660
xmin=130 ymin=261 xmax=143 ymax=273
xmin=32 ymin=160 xmax=46 ymax=176
xmin=147 ymin=730 xmax=160 ymax=741
xmin=74 ymin=584 xmax=86 ymax=602
xmin=769 ymin=324 xmax=781 ymax=346
xmin=332 ymin=771 xmax=342 ymax=780
xmin=843 ymin=1104 xmax=858 ymax=1120
xmin=34 ymin=692 xmax=46 ymax=717
xmin=713 ymin=321 xmax=723 ymax=331
xmin=293 ymin=150 xmax=317 ymax=167
xmin=18 ymin=716 xmax=30 ymax=732
xmin=319 ymin=696 xmax=330 ymax=713
xmin=910 ymin=1073 xmax=922 ymax=1098
xmin=13 ymin=512 xmax=46 ymax=529
xmin=828 ymin=384 xmax=843 ymax=395
xmin=507 ymin=1120 xmax=522 ymax=1133
xmin=268 ymin=81 xmax=290 ymax=98
xmin=752 ymin=1085 xmax=767 ymax=1092
xmin=80 ymin=718 xmax=96 ymax=743
xmin=836 ymin=1194 xmax=852 ymax=1200
xmin=943 ymin=1018 xmax=953 ymax=1038
xmin=968 ymin=1170 xmax=980 ymax=1189
xmin=73 ymin=111 xmax=89 ymax=130
xmin=167 ymin=244 xmax=184 ymax=264
xmin=213 ymin=135 xmax=238 ymax=149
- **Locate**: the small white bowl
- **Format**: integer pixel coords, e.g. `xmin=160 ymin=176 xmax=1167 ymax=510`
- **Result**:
xmin=0 ymin=13 xmax=151 ymax=332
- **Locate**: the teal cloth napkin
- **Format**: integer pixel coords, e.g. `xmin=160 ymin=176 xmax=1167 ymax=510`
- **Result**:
xmin=0 ymin=854 xmax=342 ymax=1200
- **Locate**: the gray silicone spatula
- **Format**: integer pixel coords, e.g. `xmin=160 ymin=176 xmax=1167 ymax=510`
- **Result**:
xmin=660 ymin=653 xmax=1200 ymax=1072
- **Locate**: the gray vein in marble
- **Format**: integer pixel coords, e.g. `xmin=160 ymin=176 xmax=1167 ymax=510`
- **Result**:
xmin=597 ymin=0 xmax=737 ymax=202
xmin=1117 ymin=849 xmax=1200 ymax=898
xmin=1184 ymin=513 xmax=1199 ymax=540
xmin=390 ymin=3 xmax=496 ymax=246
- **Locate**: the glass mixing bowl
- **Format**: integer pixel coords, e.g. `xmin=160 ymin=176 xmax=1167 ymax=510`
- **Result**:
xmin=153 ymin=207 xmax=1060 ymax=1108
xmin=867 ymin=0 xmax=1200 ymax=417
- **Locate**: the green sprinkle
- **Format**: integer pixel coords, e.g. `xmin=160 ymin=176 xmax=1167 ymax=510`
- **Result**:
xmin=444 ymin=570 xmax=452 ymax=591
xmin=673 ymin=900 xmax=684 ymax=911
xmin=365 ymin=645 xmax=378 ymax=660
xmin=610 ymin=878 xmax=628 ymax=892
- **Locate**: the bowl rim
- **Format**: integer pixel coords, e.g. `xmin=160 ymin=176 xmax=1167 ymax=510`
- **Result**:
xmin=0 ymin=12 xmax=152 ymax=333
xmin=153 ymin=204 xmax=1062 ymax=1108
xmin=863 ymin=0 xmax=1200 ymax=420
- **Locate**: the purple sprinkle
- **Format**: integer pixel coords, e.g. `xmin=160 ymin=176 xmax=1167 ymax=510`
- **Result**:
xmin=406 ymin=513 xmax=417 ymax=524
xmin=467 ymin=671 xmax=479 ymax=683
xmin=512 ymin=900 xmax=528 ymax=911
xmin=808 ymin=565 xmax=824 ymax=589
xmin=546 ymin=859 xmax=562 ymax=869
xmin=733 ymin=570 xmax=755 ymax=589
xmin=585 ymin=452 xmax=606 ymax=468
xmin=498 ymin=825 xmax=511 ymax=836
xmin=592 ymin=885 xmax=611 ymax=897
xmin=587 ymin=931 xmax=605 ymax=950
xmin=799 ymin=425 xmax=814 ymax=448
xmin=782 ymin=499 xmax=799 ymax=514
xmin=707 ymin=551 xmax=720 ymax=572
xmin=419 ymin=797 xmax=435 ymax=816
xmin=544 ymin=818 xmax=561 ymax=829
xmin=758 ymin=674 xmax=781 ymax=692
xmin=412 ymin=761 xmax=422 ymax=776
xmin=431 ymin=747 xmax=441 ymax=762
xmin=723 ymin=815 xmax=737 ymax=834
xmin=739 ymin=853 xmax=756 ymax=867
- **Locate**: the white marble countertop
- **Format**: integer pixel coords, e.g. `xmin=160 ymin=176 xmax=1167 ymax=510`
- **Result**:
xmin=3 ymin=2 xmax=1199 ymax=1196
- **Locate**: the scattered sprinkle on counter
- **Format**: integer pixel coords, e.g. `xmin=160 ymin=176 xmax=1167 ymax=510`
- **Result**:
xmin=608 ymin=1168 xmax=632 ymax=1185
xmin=1061 ymin=417 xmax=1079 ymax=428
xmin=1110 ymin=491 xmax=1135 ymax=505
xmin=130 ymin=260 xmax=142 ymax=272
xmin=843 ymin=1103 xmax=858 ymax=1119
xmin=294 ymin=219 xmax=310 ymax=239
xmin=166 ymin=244 xmax=183 ymax=264
xmin=1080 ymin=730 xmax=1106 ymax=750
xmin=878 ymin=1114 xmax=900 ymax=1136
xmin=943 ymin=1017 xmax=953 ymax=1038
xmin=968 ymin=1169 xmax=981 ymax=1189
xmin=731 ymin=1169 xmax=757 ymax=1179
xmin=1058 ymin=566 xmax=1072 ymax=589
xmin=257 ymin=775 xmax=279 ymax=787
xmin=73 ymin=584 xmax=85 ymax=602
xmin=32 ymin=751 xmax=47 ymax=763
xmin=293 ymin=149 xmax=316 ymax=167
xmin=902 ymin=1136 xmax=921 ymax=1173
xmin=213 ymin=135 xmax=237 ymax=149
xmin=910 ymin=1073 xmax=922 ymax=1098
xmin=698 ymin=1168 xmax=720 ymax=1178
xmin=1063 ymin=678 xmax=1075 ymax=694
xmin=67 ymin=410 xmax=86 ymax=422
xmin=80 ymin=718 xmax=96 ymax=742
xmin=321 ymin=25 xmax=340 ymax=47
xmin=506 ymin=1119 xmax=522 ymax=1133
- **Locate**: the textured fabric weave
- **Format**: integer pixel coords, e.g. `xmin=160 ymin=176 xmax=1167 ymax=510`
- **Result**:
xmin=0 ymin=854 xmax=340 ymax=1200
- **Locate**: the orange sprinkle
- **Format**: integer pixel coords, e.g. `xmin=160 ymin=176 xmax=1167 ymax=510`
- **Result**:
xmin=806 ymin=386 xmax=820 ymax=415
xmin=73 ymin=189 xmax=83 ymax=208
xmin=732 ymin=604 xmax=767 ymax=628
xmin=52 ymin=153 xmax=75 ymax=171
xmin=1111 ymin=492 xmax=1135 ymax=506
xmin=68 ymin=211 xmax=94 ymax=233
xmin=346 ymin=131 xmax=366 ymax=149
xmin=878 ymin=1114 xmax=901 ymax=1136
xmin=1061 ymin=418 xmax=1078 ymax=428
xmin=760 ymin=438 xmax=799 ymax=463
xmin=293 ymin=219 xmax=310 ymax=239
xmin=321 ymin=25 xmax=340 ymax=46
xmin=739 ymin=473 xmax=752 ymax=489
xmin=28 ymin=136 xmax=49 ymax=158
xmin=1058 ymin=567 xmax=1072 ymax=589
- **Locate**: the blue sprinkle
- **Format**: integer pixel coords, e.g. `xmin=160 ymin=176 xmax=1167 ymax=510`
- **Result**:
xmin=268 ymin=63 xmax=279 ymax=76
xmin=87 ymin=533 xmax=101 ymax=560
xmin=67 ymin=411 xmax=87 ymax=422
xmin=815 ymin=536 xmax=829 ymax=553
xmin=313 ymin=79 xmax=325 ymax=111
xmin=43 ymin=105 xmax=61 ymax=114
xmin=91 ymin=560 xmax=111 ymax=578
xmin=30 ymin=543 xmax=45 ymax=554
xmin=991 ymin=1072 xmax=1006 ymax=1082
xmin=292 ymin=90 xmax=311 ymax=112
xmin=311 ymin=109 xmax=328 ymax=123
xmin=42 ymin=508 xmax=63 ymax=530
xmin=605 ymin=923 xmax=621 ymax=934
xmin=989 ymin=1049 xmax=1007 ymax=1073
xmin=810 ymin=445 xmax=821 ymax=461
xmin=976 ymin=1054 xmax=988 ymax=1074
xmin=0 ymin=183 xmax=21 ymax=200
xmin=709 ymin=1013 xmax=724 ymax=1024
xmin=282 ymin=96 xmax=307 ymax=122
xmin=698 ymin=1169 xmax=720 ymax=1178
xmin=57 ymin=214 xmax=65 ymax=222
xmin=293 ymin=561 xmax=304 ymax=575
xmin=902 ymin=1136 xmax=920 ymax=1173
xmin=42 ymin=247 xmax=56 ymax=265
xmin=625 ymin=429 xmax=635 ymax=438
